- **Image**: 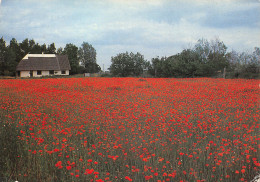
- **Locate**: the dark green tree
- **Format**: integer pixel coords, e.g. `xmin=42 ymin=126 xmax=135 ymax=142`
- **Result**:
xmin=5 ymin=38 xmax=22 ymax=76
xmin=41 ymin=44 xmax=47 ymax=53
xmin=9 ymin=38 xmax=22 ymax=63
xmin=130 ymin=52 xmax=150 ymax=76
xmin=149 ymin=57 xmax=165 ymax=77
xmin=20 ymin=38 xmax=30 ymax=57
xmin=28 ymin=39 xmax=42 ymax=54
xmin=167 ymin=49 xmax=200 ymax=77
xmin=78 ymin=42 xmax=100 ymax=73
xmin=109 ymin=52 xmax=149 ymax=77
xmin=57 ymin=47 xmax=63 ymax=55
xmin=5 ymin=47 xmax=17 ymax=76
xmin=109 ymin=52 xmax=134 ymax=77
xmin=30 ymin=42 xmax=43 ymax=54
xmin=62 ymin=43 xmax=81 ymax=74
xmin=46 ymin=43 xmax=56 ymax=54
xmin=29 ymin=39 xmax=35 ymax=50
xmin=0 ymin=37 xmax=7 ymax=75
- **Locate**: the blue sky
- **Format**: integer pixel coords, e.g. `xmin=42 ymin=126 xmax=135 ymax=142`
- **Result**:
xmin=0 ymin=0 xmax=259 ymax=70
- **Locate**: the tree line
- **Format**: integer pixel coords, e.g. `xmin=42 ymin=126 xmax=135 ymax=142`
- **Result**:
xmin=109 ymin=38 xmax=259 ymax=78
xmin=0 ymin=37 xmax=259 ymax=78
xmin=0 ymin=37 xmax=100 ymax=76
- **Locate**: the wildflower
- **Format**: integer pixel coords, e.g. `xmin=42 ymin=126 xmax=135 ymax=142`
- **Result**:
xmin=66 ymin=166 xmax=72 ymax=170
xmin=125 ymin=176 xmax=133 ymax=181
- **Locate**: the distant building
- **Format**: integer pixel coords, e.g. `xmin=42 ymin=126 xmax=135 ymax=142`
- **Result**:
xmin=16 ymin=54 xmax=71 ymax=77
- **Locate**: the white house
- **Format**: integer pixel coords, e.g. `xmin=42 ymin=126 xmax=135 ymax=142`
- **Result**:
xmin=16 ymin=54 xmax=71 ymax=77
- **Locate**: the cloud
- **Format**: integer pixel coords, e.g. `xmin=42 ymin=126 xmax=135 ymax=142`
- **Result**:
xmin=0 ymin=0 xmax=259 ymax=69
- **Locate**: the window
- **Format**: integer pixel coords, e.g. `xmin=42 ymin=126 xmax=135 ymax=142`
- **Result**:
xmin=61 ymin=70 xmax=66 ymax=74
xmin=49 ymin=70 xmax=54 ymax=75
xmin=37 ymin=70 xmax=42 ymax=75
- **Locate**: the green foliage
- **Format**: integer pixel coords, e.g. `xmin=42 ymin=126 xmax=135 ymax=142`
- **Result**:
xmin=226 ymin=47 xmax=260 ymax=78
xmin=149 ymin=57 xmax=165 ymax=77
xmin=78 ymin=42 xmax=100 ymax=73
xmin=170 ymin=49 xmax=200 ymax=77
xmin=56 ymin=47 xmax=63 ymax=55
xmin=31 ymin=44 xmax=42 ymax=54
xmin=62 ymin=43 xmax=79 ymax=74
xmin=83 ymin=62 xmax=101 ymax=73
xmin=9 ymin=38 xmax=22 ymax=63
xmin=110 ymin=52 xmax=133 ymax=77
xmin=41 ymin=44 xmax=47 ymax=53
xmin=46 ymin=43 xmax=56 ymax=54
xmin=109 ymin=52 xmax=149 ymax=77
xmin=149 ymin=38 xmax=239 ymax=78
xmin=0 ymin=37 xmax=7 ymax=76
xmin=20 ymin=38 xmax=30 ymax=58
xmin=0 ymin=40 xmax=18 ymax=76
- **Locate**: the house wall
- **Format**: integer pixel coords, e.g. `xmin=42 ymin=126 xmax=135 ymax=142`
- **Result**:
xmin=54 ymin=71 xmax=61 ymax=75
xmin=54 ymin=70 xmax=69 ymax=75
xmin=64 ymin=70 xmax=69 ymax=75
xmin=19 ymin=70 xmax=69 ymax=77
xmin=20 ymin=71 xmax=30 ymax=77
xmin=33 ymin=71 xmax=50 ymax=77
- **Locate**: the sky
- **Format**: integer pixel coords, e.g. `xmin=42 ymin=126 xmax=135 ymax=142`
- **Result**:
xmin=0 ymin=0 xmax=259 ymax=70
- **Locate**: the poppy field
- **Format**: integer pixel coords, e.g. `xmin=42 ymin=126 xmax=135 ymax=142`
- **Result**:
xmin=0 ymin=78 xmax=259 ymax=182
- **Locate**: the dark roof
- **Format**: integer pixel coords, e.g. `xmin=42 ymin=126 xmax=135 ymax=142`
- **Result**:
xmin=16 ymin=54 xmax=71 ymax=71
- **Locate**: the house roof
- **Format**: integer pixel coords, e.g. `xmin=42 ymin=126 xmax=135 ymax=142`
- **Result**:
xmin=16 ymin=54 xmax=71 ymax=71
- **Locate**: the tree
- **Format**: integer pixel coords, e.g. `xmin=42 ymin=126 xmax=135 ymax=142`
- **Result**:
xmin=109 ymin=52 xmax=133 ymax=77
xmin=175 ymin=49 xmax=200 ymax=77
xmin=41 ymin=44 xmax=47 ymax=53
xmin=252 ymin=47 xmax=260 ymax=65
xmin=0 ymin=37 xmax=7 ymax=75
xmin=194 ymin=38 xmax=211 ymax=63
xmin=193 ymin=38 xmax=229 ymax=76
xmin=225 ymin=47 xmax=259 ymax=78
xmin=131 ymin=52 xmax=147 ymax=76
xmin=4 ymin=48 xmax=17 ymax=76
xmin=78 ymin=42 xmax=100 ymax=73
xmin=62 ymin=43 xmax=81 ymax=74
xmin=57 ymin=47 xmax=63 ymax=55
xmin=149 ymin=38 xmax=229 ymax=78
xmin=9 ymin=38 xmax=22 ymax=63
xmin=109 ymin=52 xmax=149 ymax=77
xmin=248 ymin=47 xmax=260 ymax=74
xmin=29 ymin=39 xmax=42 ymax=54
xmin=29 ymin=39 xmax=35 ymax=50
xmin=5 ymin=38 xmax=22 ymax=76
xmin=46 ymin=43 xmax=56 ymax=54
xmin=20 ymin=38 xmax=30 ymax=58
xmin=149 ymin=57 xmax=165 ymax=77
